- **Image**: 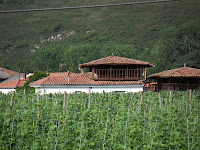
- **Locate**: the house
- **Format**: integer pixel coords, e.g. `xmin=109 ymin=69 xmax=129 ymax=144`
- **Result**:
xmin=0 ymin=77 xmax=27 ymax=94
xmin=30 ymin=56 xmax=154 ymax=94
xmin=147 ymin=66 xmax=200 ymax=91
xmin=0 ymin=67 xmax=33 ymax=94
xmin=0 ymin=67 xmax=22 ymax=83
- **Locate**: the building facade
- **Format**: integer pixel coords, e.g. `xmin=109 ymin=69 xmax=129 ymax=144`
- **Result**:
xmin=30 ymin=56 xmax=154 ymax=94
xmin=148 ymin=66 xmax=200 ymax=91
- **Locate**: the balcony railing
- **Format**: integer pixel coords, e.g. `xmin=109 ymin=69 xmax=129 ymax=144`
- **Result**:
xmin=161 ymin=83 xmax=200 ymax=91
xmin=93 ymin=69 xmax=145 ymax=80
xmin=147 ymin=83 xmax=200 ymax=91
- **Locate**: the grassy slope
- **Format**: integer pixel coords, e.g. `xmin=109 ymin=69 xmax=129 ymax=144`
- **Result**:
xmin=0 ymin=0 xmax=200 ymax=72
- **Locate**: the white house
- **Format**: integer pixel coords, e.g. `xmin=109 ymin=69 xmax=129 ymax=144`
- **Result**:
xmin=0 ymin=75 xmax=28 ymax=94
xmin=0 ymin=67 xmax=30 ymax=94
xmin=30 ymin=56 xmax=154 ymax=94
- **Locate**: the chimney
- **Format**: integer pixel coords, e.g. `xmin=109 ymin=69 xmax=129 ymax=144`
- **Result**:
xmin=18 ymin=69 xmax=20 ymax=79
xmin=23 ymin=73 xmax=26 ymax=80
xmin=184 ymin=63 xmax=186 ymax=68
xmin=68 ymin=71 xmax=70 ymax=82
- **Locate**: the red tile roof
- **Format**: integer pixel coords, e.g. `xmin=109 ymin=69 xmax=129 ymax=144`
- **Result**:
xmin=17 ymin=80 xmax=27 ymax=87
xmin=148 ymin=67 xmax=200 ymax=78
xmin=79 ymin=56 xmax=154 ymax=67
xmin=49 ymin=72 xmax=68 ymax=76
xmin=30 ymin=72 xmax=142 ymax=86
xmin=0 ymin=67 xmax=20 ymax=76
xmin=0 ymin=79 xmax=27 ymax=89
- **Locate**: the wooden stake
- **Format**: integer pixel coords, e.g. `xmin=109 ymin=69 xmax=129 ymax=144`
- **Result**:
xmin=63 ymin=91 xmax=66 ymax=115
xmin=137 ymin=91 xmax=143 ymax=113
xmin=158 ymin=93 xmax=162 ymax=108
xmin=103 ymin=114 xmax=109 ymax=150
xmin=63 ymin=91 xmax=66 ymax=123
xmin=88 ymin=87 xmax=91 ymax=109
xmin=10 ymin=91 xmax=15 ymax=109
xmin=43 ymin=89 xmax=45 ymax=96
xmin=10 ymin=91 xmax=15 ymax=121
xmin=146 ymin=97 xmax=149 ymax=112
xmin=189 ymin=89 xmax=192 ymax=103
xmin=169 ymin=90 xmax=172 ymax=102
xmin=37 ymin=93 xmax=40 ymax=119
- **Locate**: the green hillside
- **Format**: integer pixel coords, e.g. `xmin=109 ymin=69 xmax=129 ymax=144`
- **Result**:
xmin=0 ymin=0 xmax=200 ymax=73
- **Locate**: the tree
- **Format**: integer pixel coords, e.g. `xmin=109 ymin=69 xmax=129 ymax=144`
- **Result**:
xmin=63 ymin=42 xmax=137 ymax=72
xmin=23 ymin=71 xmax=48 ymax=92
xmin=149 ymin=19 xmax=200 ymax=73
xmin=31 ymin=46 xmax=64 ymax=72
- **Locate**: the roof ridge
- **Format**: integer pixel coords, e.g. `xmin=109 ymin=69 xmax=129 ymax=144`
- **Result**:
xmin=79 ymin=55 xmax=154 ymax=67
xmin=168 ymin=67 xmax=196 ymax=76
xmin=0 ymin=67 xmax=20 ymax=76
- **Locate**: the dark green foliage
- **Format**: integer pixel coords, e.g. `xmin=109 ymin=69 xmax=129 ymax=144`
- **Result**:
xmin=23 ymin=71 xmax=48 ymax=92
xmin=149 ymin=20 xmax=200 ymax=73
xmin=1 ymin=0 xmax=37 ymax=5
xmin=53 ymin=24 xmax=61 ymax=32
xmin=31 ymin=46 xmax=64 ymax=72
xmin=0 ymin=90 xmax=200 ymax=149
xmin=0 ymin=59 xmax=9 ymax=68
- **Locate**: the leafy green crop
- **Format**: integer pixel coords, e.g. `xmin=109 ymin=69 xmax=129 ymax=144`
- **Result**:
xmin=0 ymin=90 xmax=200 ymax=149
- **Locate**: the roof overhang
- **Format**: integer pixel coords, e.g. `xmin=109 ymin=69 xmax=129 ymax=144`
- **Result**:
xmin=79 ymin=56 xmax=154 ymax=68
xmin=0 ymin=86 xmax=16 ymax=89
xmin=79 ymin=63 xmax=154 ymax=68
xmin=30 ymin=84 xmax=144 ymax=88
xmin=148 ymin=76 xmax=200 ymax=79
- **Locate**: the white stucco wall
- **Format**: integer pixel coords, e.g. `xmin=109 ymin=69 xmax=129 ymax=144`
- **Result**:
xmin=35 ymin=85 xmax=144 ymax=95
xmin=0 ymin=88 xmax=15 ymax=94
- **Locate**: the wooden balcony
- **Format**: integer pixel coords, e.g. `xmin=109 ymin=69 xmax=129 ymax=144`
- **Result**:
xmin=92 ymin=69 xmax=145 ymax=80
xmin=147 ymin=83 xmax=200 ymax=91
xmin=161 ymin=83 xmax=200 ymax=91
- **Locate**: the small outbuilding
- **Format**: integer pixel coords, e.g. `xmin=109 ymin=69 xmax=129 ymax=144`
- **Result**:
xmin=147 ymin=66 xmax=200 ymax=91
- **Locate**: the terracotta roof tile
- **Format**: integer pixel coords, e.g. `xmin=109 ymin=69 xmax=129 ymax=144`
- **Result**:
xmin=0 ymin=67 xmax=20 ymax=76
xmin=49 ymin=72 xmax=68 ymax=76
xmin=17 ymin=80 xmax=27 ymax=87
xmin=148 ymin=67 xmax=200 ymax=78
xmin=79 ymin=56 xmax=154 ymax=67
xmin=0 ymin=70 xmax=10 ymax=79
xmin=30 ymin=72 xmax=142 ymax=86
xmin=0 ymin=79 xmax=27 ymax=88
